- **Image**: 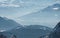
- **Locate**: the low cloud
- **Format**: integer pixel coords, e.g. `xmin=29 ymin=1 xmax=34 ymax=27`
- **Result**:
xmin=53 ymin=7 xmax=59 ymax=10
xmin=0 ymin=3 xmax=20 ymax=7
xmin=0 ymin=0 xmax=7 ymax=2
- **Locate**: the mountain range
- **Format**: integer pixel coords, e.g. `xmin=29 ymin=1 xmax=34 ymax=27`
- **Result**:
xmin=0 ymin=0 xmax=60 ymax=38
xmin=0 ymin=17 xmax=52 ymax=38
xmin=19 ymin=3 xmax=60 ymax=28
xmin=7 ymin=25 xmax=52 ymax=38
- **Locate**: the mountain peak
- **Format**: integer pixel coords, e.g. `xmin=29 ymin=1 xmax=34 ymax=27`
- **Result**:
xmin=43 ymin=3 xmax=60 ymax=11
xmin=0 ymin=16 xmax=4 ymax=20
xmin=0 ymin=16 xmax=9 ymax=20
xmin=53 ymin=3 xmax=60 ymax=7
xmin=0 ymin=17 xmax=22 ymax=32
xmin=56 ymin=22 xmax=60 ymax=28
xmin=54 ymin=22 xmax=60 ymax=31
xmin=0 ymin=16 xmax=3 ymax=18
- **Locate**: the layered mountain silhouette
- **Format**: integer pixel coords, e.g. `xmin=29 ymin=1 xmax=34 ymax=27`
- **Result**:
xmin=0 ymin=17 xmax=22 ymax=32
xmin=0 ymin=17 xmax=52 ymax=38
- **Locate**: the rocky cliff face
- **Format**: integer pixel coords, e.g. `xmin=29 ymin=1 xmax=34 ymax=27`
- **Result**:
xmin=49 ymin=22 xmax=60 ymax=38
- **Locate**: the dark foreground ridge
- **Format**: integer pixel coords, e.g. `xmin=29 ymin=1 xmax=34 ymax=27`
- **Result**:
xmin=49 ymin=22 xmax=60 ymax=38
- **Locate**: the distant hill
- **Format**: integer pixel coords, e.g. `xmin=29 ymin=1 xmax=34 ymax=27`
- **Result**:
xmin=0 ymin=17 xmax=22 ymax=32
xmin=24 ymin=25 xmax=52 ymax=30
xmin=7 ymin=25 xmax=52 ymax=38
